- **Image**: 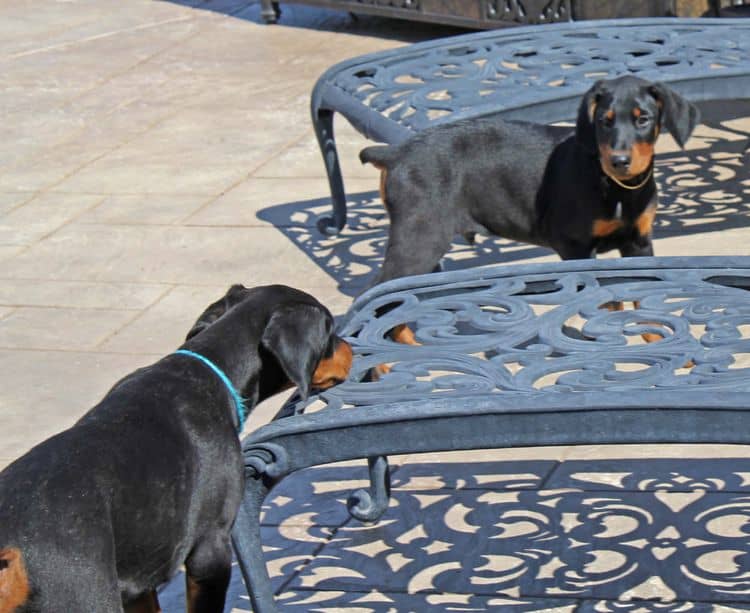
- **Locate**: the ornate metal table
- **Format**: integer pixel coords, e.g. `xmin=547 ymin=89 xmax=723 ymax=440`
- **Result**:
xmin=310 ymin=18 xmax=750 ymax=233
xmin=232 ymin=256 xmax=750 ymax=611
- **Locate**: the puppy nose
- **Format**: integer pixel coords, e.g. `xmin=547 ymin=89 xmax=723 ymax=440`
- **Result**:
xmin=610 ymin=153 xmax=631 ymax=170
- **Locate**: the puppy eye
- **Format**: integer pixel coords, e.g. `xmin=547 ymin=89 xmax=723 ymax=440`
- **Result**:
xmin=636 ymin=115 xmax=650 ymax=128
xmin=600 ymin=114 xmax=614 ymax=128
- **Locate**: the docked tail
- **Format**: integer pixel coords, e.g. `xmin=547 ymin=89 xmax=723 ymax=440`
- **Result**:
xmin=359 ymin=145 xmax=397 ymax=168
xmin=0 ymin=548 xmax=30 ymax=613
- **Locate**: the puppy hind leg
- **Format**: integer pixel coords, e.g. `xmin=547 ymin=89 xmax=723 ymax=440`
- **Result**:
xmin=185 ymin=535 xmax=232 ymax=613
xmin=125 ymin=590 xmax=161 ymax=613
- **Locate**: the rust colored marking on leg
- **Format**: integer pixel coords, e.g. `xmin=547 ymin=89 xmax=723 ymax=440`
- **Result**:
xmin=371 ymin=363 xmax=392 ymax=380
xmin=186 ymin=575 xmax=200 ymax=613
xmin=125 ymin=590 xmax=162 ymax=613
xmin=0 ymin=548 xmax=30 ymax=613
xmin=592 ymin=218 xmax=624 ymax=237
xmin=636 ymin=205 xmax=657 ymax=237
xmin=312 ymin=339 xmax=353 ymax=389
xmin=391 ymin=324 xmax=419 ymax=345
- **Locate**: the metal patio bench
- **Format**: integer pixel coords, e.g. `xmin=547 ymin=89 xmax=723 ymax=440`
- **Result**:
xmin=232 ymin=256 xmax=750 ymax=611
xmin=310 ymin=17 xmax=750 ymax=234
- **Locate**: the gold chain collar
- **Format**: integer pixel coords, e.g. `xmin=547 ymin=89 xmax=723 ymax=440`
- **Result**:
xmin=606 ymin=165 xmax=654 ymax=191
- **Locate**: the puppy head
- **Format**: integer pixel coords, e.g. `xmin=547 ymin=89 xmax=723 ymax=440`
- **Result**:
xmin=187 ymin=284 xmax=352 ymax=402
xmin=260 ymin=301 xmax=352 ymax=401
xmin=576 ymin=76 xmax=700 ymax=182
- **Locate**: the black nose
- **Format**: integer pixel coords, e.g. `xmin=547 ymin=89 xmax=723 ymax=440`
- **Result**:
xmin=610 ymin=153 xmax=631 ymax=170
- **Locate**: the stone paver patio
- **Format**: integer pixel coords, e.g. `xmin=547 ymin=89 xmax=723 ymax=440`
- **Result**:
xmin=1 ymin=1 xmax=750 ymax=610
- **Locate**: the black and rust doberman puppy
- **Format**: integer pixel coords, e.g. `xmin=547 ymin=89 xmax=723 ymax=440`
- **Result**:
xmin=361 ymin=75 xmax=700 ymax=287
xmin=0 ymin=284 xmax=352 ymax=613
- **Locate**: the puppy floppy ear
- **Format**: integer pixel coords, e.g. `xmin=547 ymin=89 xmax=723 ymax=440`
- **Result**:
xmin=186 ymin=284 xmax=248 ymax=340
xmin=575 ymin=80 xmax=606 ymax=153
xmin=261 ymin=303 xmax=331 ymax=401
xmin=649 ymin=82 xmax=700 ymax=148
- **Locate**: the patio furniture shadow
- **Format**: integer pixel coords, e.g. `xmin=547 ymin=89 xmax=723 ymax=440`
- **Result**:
xmin=258 ymin=105 xmax=750 ymax=299
xmin=216 ymin=457 xmax=750 ymax=611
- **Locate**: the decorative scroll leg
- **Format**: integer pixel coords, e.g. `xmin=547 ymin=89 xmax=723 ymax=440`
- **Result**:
xmin=260 ymin=0 xmax=280 ymax=23
xmin=312 ymin=108 xmax=348 ymax=235
xmin=347 ymin=455 xmax=391 ymax=522
xmin=232 ymin=477 xmax=278 ymax=613
xmin=232 ymin=443 xmax=290 ymax=613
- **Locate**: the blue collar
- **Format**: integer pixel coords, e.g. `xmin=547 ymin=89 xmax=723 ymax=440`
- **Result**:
xmin=174 ymin=349 xmax=246 ymax=432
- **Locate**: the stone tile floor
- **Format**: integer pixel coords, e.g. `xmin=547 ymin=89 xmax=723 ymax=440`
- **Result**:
xmin=1 ymin=0 xmax=749 ymax=610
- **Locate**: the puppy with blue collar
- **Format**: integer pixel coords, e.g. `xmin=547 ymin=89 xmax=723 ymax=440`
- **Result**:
xmin=0 ymin=284 xmax=352 ymax=613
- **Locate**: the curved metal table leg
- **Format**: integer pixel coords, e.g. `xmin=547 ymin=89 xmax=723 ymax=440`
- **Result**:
xmin=312 ymin=108 xmax=348 ymax=235
xmin=260 ymin=0 xmax=280 ymax=23
xmin=232 ymin=443 xmax=290 ymax=613
xmin=347 ymin=455 xmax=391 ymax=522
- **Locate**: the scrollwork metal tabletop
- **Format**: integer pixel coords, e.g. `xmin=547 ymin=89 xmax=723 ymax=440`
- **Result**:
xmin=232 ymin=256 xmax=750 ymax=612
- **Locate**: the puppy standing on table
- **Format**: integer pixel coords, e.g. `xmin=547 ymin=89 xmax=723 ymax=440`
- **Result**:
xmin=0 ymin=284 xmax=352 ymax=613
xmin=361 ymin=76 xmax=700 ymax=285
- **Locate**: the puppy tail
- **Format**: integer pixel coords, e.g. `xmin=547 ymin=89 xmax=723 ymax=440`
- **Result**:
xmin=359 ymin=145 xmax=396 ymax=169
xmin=0 ymin=548 xmax=31 ymax=613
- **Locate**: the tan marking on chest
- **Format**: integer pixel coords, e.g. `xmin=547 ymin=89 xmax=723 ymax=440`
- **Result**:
xmin=0 ymin=548 xmax=30 ymax=613
xmin=592 ymin=218 xmax=624 ymax=237
xmin=636 ymin=206 xmax=656 ymax=236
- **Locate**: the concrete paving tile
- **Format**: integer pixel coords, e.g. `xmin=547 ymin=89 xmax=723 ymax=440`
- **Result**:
xmin=0 ymin=0 xmax=197 ymax=57
xmin=3 ymin=224 xmax=338 ymax=286
xmin=0 ymin=279 xmax=168 ymax=310
xmin=51 ymin=159 xmax=252 ymax=196
xmin=0 ymin=192 xmax=31 ymax=215
xmin=0 ymin=348 xmax=154 ymax=450
xmin=101 ymin=107 xmax=307 ymax=165
xmin=0 ymin=245 xmax=25 ymax=263
xmin=0 ymin=15 xmax=200 ymax=88
xmin=76 ymin=193 xmax=209 ymax=225
xmin=97 ymin=284 xmax=228 ymax=355
xmin=184 ymin=177 xmax=377 ymax=227
xmin=253 ymin=132 xmax=381 ymax=180
xmin=560 ymin=443 xmax=750 ymax=461
xmin=0 ymin=306 xmax=140 ymax=351
xmin=0 ymin=192 xmax=103 ymax=245
xmin=0 ymin=143 xmax=115 ymax=192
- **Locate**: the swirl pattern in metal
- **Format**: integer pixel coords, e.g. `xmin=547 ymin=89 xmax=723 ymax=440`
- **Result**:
xmin=326 ymin=19 xmax=750 ymax=137
xmin=294 ymin=258 xmax=750 ymax=414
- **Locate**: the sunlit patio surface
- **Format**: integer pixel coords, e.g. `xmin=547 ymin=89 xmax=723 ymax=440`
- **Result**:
xmin=1 ymin=1 xmax=750 ymax=610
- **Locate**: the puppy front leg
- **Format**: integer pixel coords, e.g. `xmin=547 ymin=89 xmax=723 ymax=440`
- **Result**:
xmin=554 ymin=240 xmax=597 ymax=260
xmin=185 ymin=535 xmax=232 ymax=613
xmin=619 ymin=235 xmax=654 ymax=258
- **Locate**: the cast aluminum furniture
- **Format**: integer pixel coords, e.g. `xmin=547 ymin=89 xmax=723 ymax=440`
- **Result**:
xmin=232 ymin=256 xmax=750 ymax=611
xmin=309 ymin=18 xmax=750 ymax=233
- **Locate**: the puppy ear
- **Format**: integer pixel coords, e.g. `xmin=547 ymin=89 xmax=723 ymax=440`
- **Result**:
xmin=575 ymin=80 xmax=606 ymax=153
xmin=261 ymin=304 xmax=331 ymax=401
xmin=649 ymin=82 xmax=700 ymax=148
xmin=186 ymin=284 xmax=248 ymax=340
